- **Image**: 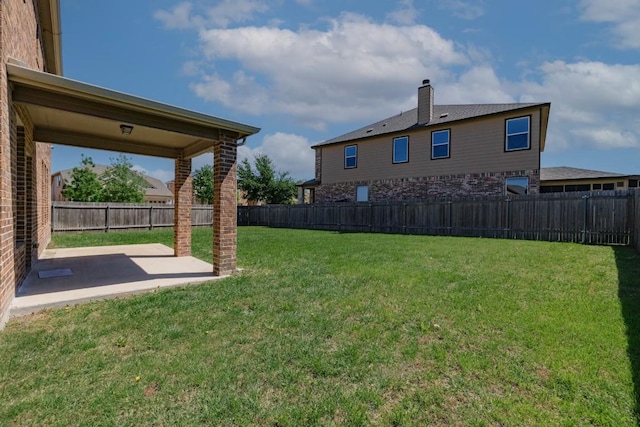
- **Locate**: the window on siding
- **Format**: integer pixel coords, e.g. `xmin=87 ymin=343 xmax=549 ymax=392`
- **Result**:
xmin=603 ymin=183 xmax=615 ymax=190
xmin=393 ymin=136 xmax=409 ymax=164
xmin=505 ymin=116 xmax=530 ymax=151
xmin=629 ymin=179 xmax=638 ymax=188
xmin=344 ymin=145 xmax=357 ymax=169
xmin=356 ymin=185 xmax=368 ymax=202
xmin=592 ymin=183 xmax=602 ymax=190
xmin=431 ymin=129 xmax=450 ymax=159
xmin=506 ymin=177 xmax=529 ymax=195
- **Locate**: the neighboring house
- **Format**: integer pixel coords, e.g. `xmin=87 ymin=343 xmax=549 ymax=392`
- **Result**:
xmin=540 ymin=167 xmax=640 ymax=193
xmin=52 ymin=165 xmax=174 ymax=203
xmin=307 ymin=80 xmax=551 ymax=203
xmin=0 ymin=0 xmax=259 ymax=326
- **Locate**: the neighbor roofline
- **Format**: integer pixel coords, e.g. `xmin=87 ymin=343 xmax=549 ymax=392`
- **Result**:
xmin=7 ymin=63 xmax=261 ymax=138
xmin=311 ymin=102 xmax=551 ymax=149
xmin=38 ymin=0 xmax=63 ymax=75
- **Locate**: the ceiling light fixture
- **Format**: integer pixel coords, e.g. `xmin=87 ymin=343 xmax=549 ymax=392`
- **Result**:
xmin=120 ymin=124 xmax=134 ymax=135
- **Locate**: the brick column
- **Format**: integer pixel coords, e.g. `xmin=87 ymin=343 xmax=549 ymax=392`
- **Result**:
xmin=213 ymin=136 xmax=237 ymax=275
xmin=174 ymin=157 xmax=192 ymax=257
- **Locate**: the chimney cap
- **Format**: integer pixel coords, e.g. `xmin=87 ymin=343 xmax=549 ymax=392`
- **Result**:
xmin=422 ymin=79 xmax=430 ymax=86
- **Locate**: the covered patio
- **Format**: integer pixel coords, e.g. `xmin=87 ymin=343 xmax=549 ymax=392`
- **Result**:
xmin=8 ymin=61 xmax=260 ymax=290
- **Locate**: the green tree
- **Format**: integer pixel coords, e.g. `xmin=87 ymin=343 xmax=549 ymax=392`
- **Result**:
xmin=193 ymin=164 xmax=214 ymax=204
xmin=101 ymin=154 xmax=147 ymax=203
xmin=61 ymin=155 xmax=103 ymax=202
xmin=237 ymin=154 xmax=296 ymax=204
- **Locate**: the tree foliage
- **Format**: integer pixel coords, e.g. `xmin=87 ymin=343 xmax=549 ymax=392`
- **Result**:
xmin=101 ymin=155 xmax=147 ymax=203
xmin=237 ymin=154 xmax=296 ymax=204
xmin=61 ymin=156 xmax=103 ymax=202
xmin=193 ymin=164 xmax=214 ymax=204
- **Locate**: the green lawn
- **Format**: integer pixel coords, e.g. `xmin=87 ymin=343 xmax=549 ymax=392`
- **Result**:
xmin=2 ymin=227 xmax=639 ymax=426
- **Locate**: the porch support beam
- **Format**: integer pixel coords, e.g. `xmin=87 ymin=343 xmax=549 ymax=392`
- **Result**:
xmin=174 ymin=157 xmax=192 ymax=257
xmin=34 ymin=127 xmax=180 ymax=159
xmin=213 ymin=136 xmax=238 ymax=276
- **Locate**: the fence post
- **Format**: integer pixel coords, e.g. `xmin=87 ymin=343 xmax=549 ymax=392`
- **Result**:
xmin=447 ymin=201 xmax=452 ymax=236
xmin=505 ymin=197 xmax=511 ymax=239
xmin=583 ymin=194 xmax=589 ymax=244
xmin=105 ymin=205 xmax=110 ymax=233
xmin=403 ymin=203 xmax=407 ymax=234
xmin=149 ymin=205 xmax=154 ymax=230
xmin=369 ymin=203 xmax=373 ymax=232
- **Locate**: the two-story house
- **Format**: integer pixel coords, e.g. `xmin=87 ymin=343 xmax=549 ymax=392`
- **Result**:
xmin=308 ymin=80 xmax=550 ymax=203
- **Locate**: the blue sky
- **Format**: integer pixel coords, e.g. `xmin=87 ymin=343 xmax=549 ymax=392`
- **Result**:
xmin=54 ymin=0 xmax=640 ymax=182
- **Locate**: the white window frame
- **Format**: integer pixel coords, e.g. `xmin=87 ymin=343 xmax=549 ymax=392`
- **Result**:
xmin=431 ymin=129 xmax=450 ymax=159
xmin=393 ymin=136 xmax=409 ymax=164
xmin=344 ymin=145 xmax=357 ymax=169
xmin=505 ymin=116 xmax=531 ymax=151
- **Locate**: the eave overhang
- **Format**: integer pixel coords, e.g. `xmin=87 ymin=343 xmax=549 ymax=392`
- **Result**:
xmin=8 ymin=63 xmax=260 ymax=159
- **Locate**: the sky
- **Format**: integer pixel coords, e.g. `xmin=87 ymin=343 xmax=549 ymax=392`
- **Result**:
xmin=54 ymin=0 xmax=640 ymax=183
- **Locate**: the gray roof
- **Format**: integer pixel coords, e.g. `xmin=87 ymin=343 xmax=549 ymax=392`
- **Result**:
xmin=313 ymin=103 xmax=549 ymax=147
xmin=54 ymin=165 xmax=173 ymax=198
xmin=541 ymin=166 xmax=637 ymax=181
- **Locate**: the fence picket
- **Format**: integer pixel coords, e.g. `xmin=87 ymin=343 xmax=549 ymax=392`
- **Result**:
xmin=237 ymin=190 xmax=639 ymax=247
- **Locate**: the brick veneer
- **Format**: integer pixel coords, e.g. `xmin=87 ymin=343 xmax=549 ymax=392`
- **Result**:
xmin=0 ymin=0 xmax=50 ymax=326
xmin=213 ymin=135 xmax=238 ymax=276
xmin=174 ymin=157 xmax=192 ymax=257
xmin=315 ymin=170 xmax=541 ymax=203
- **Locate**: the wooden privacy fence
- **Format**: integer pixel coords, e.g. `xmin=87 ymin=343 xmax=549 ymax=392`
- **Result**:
xmin=52 ymin=202 xmax=213 ymax=232
xmin=238 ymin=190 xmax=639 ymax=246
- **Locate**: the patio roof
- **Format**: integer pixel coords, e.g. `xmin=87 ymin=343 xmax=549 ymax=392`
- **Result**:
xmin=7 ymin=62 xmax=260 ymax=159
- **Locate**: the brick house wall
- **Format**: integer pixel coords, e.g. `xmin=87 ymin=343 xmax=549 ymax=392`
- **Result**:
xmin=315 ymin=169 xmax=540 ymax=203
xmin=0 ymin=0 xmax=51 ymax=324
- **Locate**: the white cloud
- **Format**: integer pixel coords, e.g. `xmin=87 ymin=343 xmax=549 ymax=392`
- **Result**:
xmin=154 ymin=0 xmax=269 ymax=30
xmin=239 ymin=132 xmax=315 ymax=180
xmin=437 ymin=0 xmax=484 ymax=20
xmin=436 ymin=66 xmax=514 ymax=104
xmin=579 ymin=0 xmax=640 ymax=48
xmin=387 ymin=0 xmax=419 ymax=25
xmin=192 ymin=13 xmax=468 ymax=126
xmin=519 ymin=60 xmax=640 ymax=151
xmin=154 ymin=2 xmax=197 ymax=29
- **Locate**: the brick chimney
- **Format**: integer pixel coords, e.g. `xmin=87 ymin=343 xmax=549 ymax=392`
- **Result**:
xmin=417 ymin=79 xmax=434 ymax=125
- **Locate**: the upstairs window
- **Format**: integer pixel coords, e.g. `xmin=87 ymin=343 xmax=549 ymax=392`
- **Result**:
xmin=431 ymin=129 xmax=450 ymax=159
xmin=505 ymin=116 xmax=530 ymax=151
xmin=393 ymin=136 xmax=409 ymax=164
xmin=344 ymin=145 xmax=357 ymax=169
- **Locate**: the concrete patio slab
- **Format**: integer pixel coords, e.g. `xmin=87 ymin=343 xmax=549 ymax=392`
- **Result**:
xmin=10 ymin=243 xmax=226 ymax=316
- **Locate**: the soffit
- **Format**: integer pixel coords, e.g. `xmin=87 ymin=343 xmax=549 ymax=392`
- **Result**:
xmin=8 ymin=63 xmax=260 ymax=159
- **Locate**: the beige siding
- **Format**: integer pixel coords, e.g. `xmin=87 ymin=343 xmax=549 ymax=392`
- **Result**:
xmin=321 ymin=108 xmax=542 ymax=184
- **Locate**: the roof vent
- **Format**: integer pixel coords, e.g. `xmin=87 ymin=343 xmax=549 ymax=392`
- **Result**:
xmin=382 ymin=123 xmax=387 ymax=127
xmin=422 ymin=79 xmax=430 ymax=85
xmin=366 ymin=128 xmax=373 ymax=133
xmin=439 ymin=113 xmax=449 ymax=118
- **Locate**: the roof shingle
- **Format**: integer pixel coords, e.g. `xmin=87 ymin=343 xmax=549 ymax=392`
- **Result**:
xmin=312 ymin=103 xmax=549 ymax=147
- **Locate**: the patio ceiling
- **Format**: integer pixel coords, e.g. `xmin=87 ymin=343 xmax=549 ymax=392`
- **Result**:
xmin=7 ymin=62 xmax=260 ymax=159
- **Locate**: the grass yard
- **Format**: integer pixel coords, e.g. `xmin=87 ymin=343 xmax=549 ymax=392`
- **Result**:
xmin=1 ymin=227 xmax=640 ymax=426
